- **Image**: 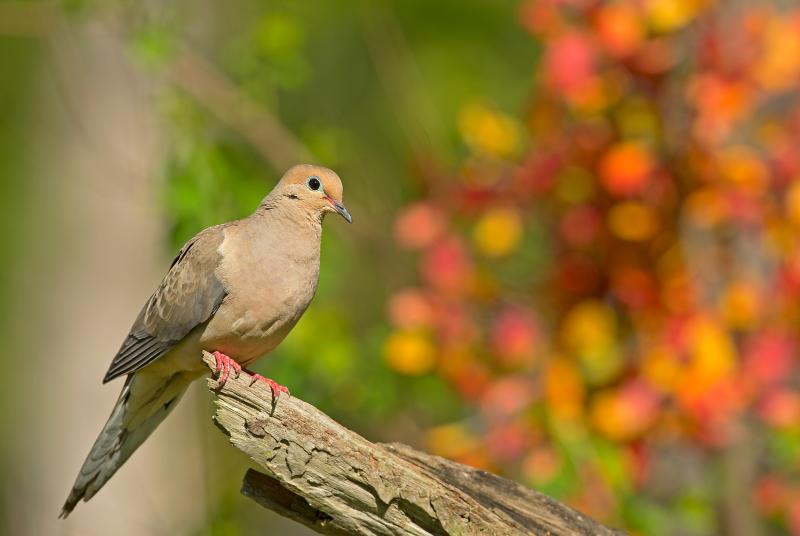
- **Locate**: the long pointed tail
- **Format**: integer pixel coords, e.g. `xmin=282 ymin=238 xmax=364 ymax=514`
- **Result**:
xmin=60 ymin=371 xmax=191 ymax=518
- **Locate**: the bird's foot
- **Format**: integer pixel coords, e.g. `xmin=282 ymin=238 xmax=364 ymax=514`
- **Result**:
xmin=247 ymin=373 xmax=290 ymax=400
xmin=211 ymin=351 xmax=287 ymax=400
xmin=212 ymin=351 xmax=242 ymax=387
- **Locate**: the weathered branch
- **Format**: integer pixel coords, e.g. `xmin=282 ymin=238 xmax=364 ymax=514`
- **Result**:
xmin=203 ymin=352 xmax=624 ymax=535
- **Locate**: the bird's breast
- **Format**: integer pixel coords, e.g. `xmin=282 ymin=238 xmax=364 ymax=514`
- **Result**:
xmin=200 ymin=227 xmax=321 ymax=364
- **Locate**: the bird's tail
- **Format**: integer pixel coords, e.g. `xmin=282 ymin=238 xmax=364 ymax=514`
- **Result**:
xmin=60 ymin=370 xmax=192 ymax=518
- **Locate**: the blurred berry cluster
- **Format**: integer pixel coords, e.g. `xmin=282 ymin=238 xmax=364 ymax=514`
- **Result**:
xmin=385 ymin=0 xmax=800 ymax=532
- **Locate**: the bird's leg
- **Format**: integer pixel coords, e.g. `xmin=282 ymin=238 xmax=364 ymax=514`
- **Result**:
xmin=212 ymin=351 xmax=242 ymax=386
xmin=246 ymin=372 xmax=290 ymax=399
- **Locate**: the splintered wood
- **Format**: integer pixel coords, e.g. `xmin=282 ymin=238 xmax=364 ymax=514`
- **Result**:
xmin=203 ymin=351 xmax=625 ymax=536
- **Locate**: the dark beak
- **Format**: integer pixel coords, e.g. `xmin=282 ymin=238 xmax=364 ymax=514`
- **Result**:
xmin=330 ymin=199 xmax=352 ymax=223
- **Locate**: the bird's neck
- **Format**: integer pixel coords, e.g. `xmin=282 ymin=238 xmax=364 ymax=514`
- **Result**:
xmin=258 ymin=195 xmax=322 ymax=225
xmin=253 ymin=201 xmax=323 ymax=242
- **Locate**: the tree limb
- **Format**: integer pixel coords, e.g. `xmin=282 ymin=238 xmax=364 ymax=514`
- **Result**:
xmin=203 ymin=352 xmax=625 ymax=535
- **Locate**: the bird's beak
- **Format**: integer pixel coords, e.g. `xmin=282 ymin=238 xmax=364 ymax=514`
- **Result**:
xmin=327 ymin=198 xmax=352 ymax=223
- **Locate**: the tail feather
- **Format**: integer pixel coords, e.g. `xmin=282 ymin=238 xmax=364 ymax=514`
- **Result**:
xmin=60 ymin=372 xmax=190 ymax=518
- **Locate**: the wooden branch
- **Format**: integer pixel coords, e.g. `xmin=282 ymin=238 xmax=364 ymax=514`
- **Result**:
xmin=203 ymin=352 xmax=624 ymax=535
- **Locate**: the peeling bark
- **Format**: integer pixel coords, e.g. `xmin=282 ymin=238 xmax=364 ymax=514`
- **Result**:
xmin=203 ymin=352 xmax=625 ymax=535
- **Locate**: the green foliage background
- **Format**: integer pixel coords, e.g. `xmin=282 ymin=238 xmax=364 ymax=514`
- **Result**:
xmin=0 ymin=1 xmax=536 ymax=533
xmin=7 ymin=1 xmax=773 ymax=534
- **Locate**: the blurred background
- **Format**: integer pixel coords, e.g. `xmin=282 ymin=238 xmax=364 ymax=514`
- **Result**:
xmin=1 ymin=0 xmax=799 ymax=534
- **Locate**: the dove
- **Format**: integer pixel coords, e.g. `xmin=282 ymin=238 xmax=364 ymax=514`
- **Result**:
xmin=60 ymin=164 xmax=352 ymax=518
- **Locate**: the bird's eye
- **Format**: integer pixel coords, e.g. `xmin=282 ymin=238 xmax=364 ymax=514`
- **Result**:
xmin=307 ymin=176 xmax=321 ymax=191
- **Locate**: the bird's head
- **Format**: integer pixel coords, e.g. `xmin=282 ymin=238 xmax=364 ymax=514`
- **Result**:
xmin=271 ymin=164 xmax=352 ymax=224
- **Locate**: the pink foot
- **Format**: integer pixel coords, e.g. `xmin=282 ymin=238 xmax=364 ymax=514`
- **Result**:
xmin=247 ymin=373 xmax=290 ymax=400
xmin=212 ymin=351 xmax=242 ymax=387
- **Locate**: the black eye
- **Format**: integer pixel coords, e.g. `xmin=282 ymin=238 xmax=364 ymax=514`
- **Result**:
xmin=307 ymin=176 xmax=321 ymax=191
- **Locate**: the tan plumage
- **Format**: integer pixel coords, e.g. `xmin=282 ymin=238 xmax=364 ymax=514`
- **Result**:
xmin=61 ymin=164 xmax=351 ymax=518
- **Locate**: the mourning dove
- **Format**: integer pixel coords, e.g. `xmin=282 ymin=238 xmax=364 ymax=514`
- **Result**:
xmin=60 ymin=164 xmax=351 ymax=518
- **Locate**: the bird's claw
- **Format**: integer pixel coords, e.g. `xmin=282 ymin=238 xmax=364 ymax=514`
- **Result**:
xmin=249 ymin=374 xmax=290 ymax=400
xmin=212 ymin=351 xmax=241 ymax=387
xmin=211 ymin=351 xmax=287 ymax=401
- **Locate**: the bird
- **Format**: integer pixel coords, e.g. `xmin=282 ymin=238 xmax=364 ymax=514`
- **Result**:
xmin=60 ymin=164 xmax=352 ymax=518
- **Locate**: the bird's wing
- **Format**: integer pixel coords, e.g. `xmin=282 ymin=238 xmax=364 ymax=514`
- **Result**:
xmin=102 ymin=225 xmax=229 ymax=383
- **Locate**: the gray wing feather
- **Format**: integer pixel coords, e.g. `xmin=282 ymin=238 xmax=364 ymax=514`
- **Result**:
xmin=102 ymin=226 xmax=228 ymax=383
